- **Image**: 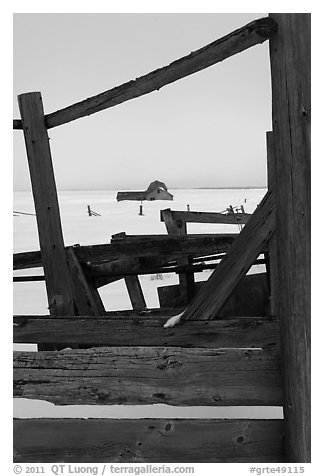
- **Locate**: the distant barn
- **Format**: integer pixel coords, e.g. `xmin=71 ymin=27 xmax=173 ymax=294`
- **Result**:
xmin=116 ymin=180 xmax=173 ymax=202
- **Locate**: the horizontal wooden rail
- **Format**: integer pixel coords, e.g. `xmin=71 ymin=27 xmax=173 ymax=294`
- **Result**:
xmin=83 ymin=258 xmax=266 ymax=279
xmin=16 ymin=257 xmax=256 ymax=280
xmin=13 ymin=234 xmax=237 ymax=270
xmin=85 ymin=253 xmax=230 ymax=287
xmin=161 ymin=209 xmax=251 ymax=225
xmin=13 ymin=315 xmax=279 ymax=347
xmin=13 ymin=18 xmax=276 ymax=130
xmin=14 ymin=344 xmax=282 ymax=406
xmin=110 ymin=232 xmax=237 ymax=242
xmin=13 ymin=418 xmax=285 ymax=463
xmin=14 ymin=275 xmax=45 ymax=282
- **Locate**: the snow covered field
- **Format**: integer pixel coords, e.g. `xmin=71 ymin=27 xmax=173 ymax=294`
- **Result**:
xmin=13 ymin=187 xmax=282 ymax=419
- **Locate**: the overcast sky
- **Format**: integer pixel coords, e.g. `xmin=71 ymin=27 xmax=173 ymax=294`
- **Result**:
xmin=13 ymin=13 xmax=271 ymax=191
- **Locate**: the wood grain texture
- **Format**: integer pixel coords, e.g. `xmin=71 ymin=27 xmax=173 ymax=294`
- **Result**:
xmin=269 ymin=13 xmax=311 ymax=462
xmin=266 ymin=131 xmax=278 ymax=317
xmin=13 ymin=418 xmax=285 ymax=463
xmin=161 ymin=209 xmax=194 ymax=304
xmin=13 ymin=345 xmax=282 ymax=406
xmin=65 ymin=247 xmax=105 ymax=315
xmin=124 ymin=275 xmax=147 ymax=310
xmin=13 ymin=17 xmax=277 ymax=130
xmin=17 ymin=92 xmax=74 ymax=316
xmin=13 ymin=315 xmax=279 ymax=347
xmin=161 ymin=209 xmax=251 ymax=225
xmin=13 ymin=234 xmax=237 ymax=270
xmin=181 ymin=191 xmax=275 ymax=320
xmin=87 ymin=256 xmax=171 ymax=288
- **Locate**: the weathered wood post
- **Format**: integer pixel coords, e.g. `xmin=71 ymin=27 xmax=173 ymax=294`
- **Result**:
xmin=266 ymin=131 xmax=278 ymax=316
xmin=18 ymin=92 xmax=75 ymax=316
xmin=161 ymin=209 xmax=195 ymax=303
xmin=124 ymin=275 xmax=147 ymax=310
xmin=269 ymin=13 xmax=311 ymax=462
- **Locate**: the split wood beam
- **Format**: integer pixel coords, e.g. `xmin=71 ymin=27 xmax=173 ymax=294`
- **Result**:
xmin=13 ymin=234 xmax=237 ymax=270
xmin=86 ymin=256 xmax=172 ymax=288
xmin=180 ymin=190 xmax=275 ymax=321
xmin=14 ymin=258 xmax=266 ymax=284
xmin=18 ymin=92 xmax=74 ymax=316
xmin=14 ymin=344 xmax=282 ymax=406
xmin=13 ymin=18 xmax=277 ymax=131
xmin=269 ymin=13 xmax=311 ymax=463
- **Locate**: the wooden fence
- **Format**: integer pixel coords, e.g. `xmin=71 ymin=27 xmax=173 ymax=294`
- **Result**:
xmin=13 ymin=14 xmax=310 ymax=463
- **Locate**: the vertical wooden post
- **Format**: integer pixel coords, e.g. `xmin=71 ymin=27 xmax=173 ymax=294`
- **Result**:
xmin=266 ymin=131 xmax=278 ymax=316
xmin=161 ymin=209 xmax=195 ymax=303
xmin=269 ymin=14 xmax=311 ymax=462
xmin=18 ymin=92 xmax=74 ymax=316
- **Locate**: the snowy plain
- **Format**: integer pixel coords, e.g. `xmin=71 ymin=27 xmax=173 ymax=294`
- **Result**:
xmin=13 ymin=188 xmax=282 ymax=419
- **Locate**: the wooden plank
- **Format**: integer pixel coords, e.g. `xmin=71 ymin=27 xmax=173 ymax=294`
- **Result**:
xmin=13 ymin=250 xmax=43 ymax=271
xmin=88 ymin=256 xmax=172 ymax=287
xmin=69 ymin=255 xmax=266 ymax=282
xmin=269 ymin=13 xmax=311 ymax=463
xmin=17 ymin=92 xmax=74 ymax=316
xmin=13 ymin=315 xmax=279 ymax=347
xmin=87 ymin=257 xmax=152 ymax=278
xmin=13 ymin=418 xmax=285 ymax=463
xmin=109 ymin=233 xmax=236 ymax=243
xmin=13 ymin=345 xmax=282 ymax=406
xmin=13 ymin=234 xmax=237 ymax=270
xmin=181 ymin=190 xmax=275 ymax=320
xmin=85 ymin=278 xmax=107 ymax=314
xmin=161 ymin=209 xmax=251 ymax=225
xmin=89 ymin=261 xmax=215 ymax=279
xmin=124 ymin=275 xmax=147 ymax=310
xmin=266 ymin=131 xmax=278 ymax=316
xmin=12 ymin=18 xmax=277 ymax=131
xmin=160 ymin=209 xmax=187 ymax=234
xmin=158 ymin=273 xmax=270 ymax=315
xmin=14 ymin=275 xmax=45 ymax=282
xmin=65 ymin=247 xmax=105 ymax=315
xmin=86 ymin=255 xmax=148 ymax=288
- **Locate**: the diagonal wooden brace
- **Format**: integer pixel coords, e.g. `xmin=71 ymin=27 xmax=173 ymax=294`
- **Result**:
xmin=66 ymin=247 xmax=106 ymax=316
xmin=180 ymin=190 xmax=275 ymax=321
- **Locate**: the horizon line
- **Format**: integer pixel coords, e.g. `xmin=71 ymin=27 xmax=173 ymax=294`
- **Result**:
xmin=13 ymin=185 xmax=267 ymax=192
